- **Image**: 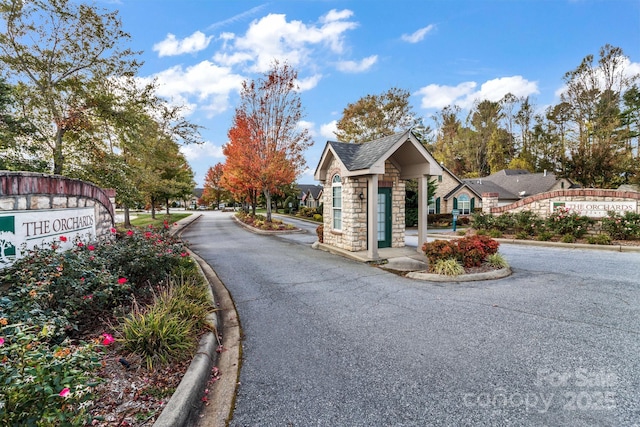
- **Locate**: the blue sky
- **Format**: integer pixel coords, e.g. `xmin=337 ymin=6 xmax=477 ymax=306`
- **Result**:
xmin=105 ymin=0 xmax=640 ymax=187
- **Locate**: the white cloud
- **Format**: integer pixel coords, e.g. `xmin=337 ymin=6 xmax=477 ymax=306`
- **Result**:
xmin=320 ymin=120 xmax=338 ymax=140
xmin=415 ymin=81 xmax=477 ymax=109
xmin=215 ymin=10 xmax=359 ymax=73
xmin=297 ymin=120 xmax=317 ymax=137
xmin=401 ymin=25 xmax=435 ymax=43
xmin=153 ymin=31 xmax=213 ymax=57
xmin=416 ymin=76 xmax=539 ymax=110
xmin=152 ymin=61 xmax=245 ymax=115
xmin=296 ymin=74 xmax=322 ymax=91
xmin=180 ymin=141 xmax=224 ymax=161
xmin=336 ymin=55 xmax=378 ymax=73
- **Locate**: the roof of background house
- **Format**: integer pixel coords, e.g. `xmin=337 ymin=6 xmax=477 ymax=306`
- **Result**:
xmin=193 ymin=188 xmax=204 ymax=198
xmin=297 ymin=184 xmax=323 ymax=199
xmin=486 ymin=170 xmax=560 ymax=197
xmin=443 ymin=169 xmax=575 ymax=201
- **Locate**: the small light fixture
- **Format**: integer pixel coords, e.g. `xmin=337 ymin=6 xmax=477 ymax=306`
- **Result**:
xmin=358 ymin=191 xmax=365 ymax=200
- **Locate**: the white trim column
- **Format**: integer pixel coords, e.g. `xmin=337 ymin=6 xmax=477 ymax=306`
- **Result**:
xmin=417 ymin=175 xmax=429 ymax=253
xmin=367 ymin=174 xmax=379 ymax=260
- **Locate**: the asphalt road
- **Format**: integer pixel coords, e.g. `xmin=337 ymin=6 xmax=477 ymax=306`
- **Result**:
xmin=183 ymin=211 xmax=640 ymax=426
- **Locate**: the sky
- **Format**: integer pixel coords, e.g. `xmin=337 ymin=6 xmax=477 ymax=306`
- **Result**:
xmin=103 ymin=0 xmax=640 ymax=187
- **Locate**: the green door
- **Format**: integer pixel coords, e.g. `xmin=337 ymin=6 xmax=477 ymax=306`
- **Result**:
xmin=377 ymin=188 xmax=392 ymax=248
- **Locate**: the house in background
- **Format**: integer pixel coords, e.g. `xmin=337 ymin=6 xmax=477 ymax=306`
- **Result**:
xmin=432 ymin=168 xmax=579 ymax=215
xmin=297 ymin=184 xmax=323 ymax=209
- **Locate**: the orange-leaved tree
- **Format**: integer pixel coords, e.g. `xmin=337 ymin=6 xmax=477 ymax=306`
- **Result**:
xmin=222 ymin=111 xmax=262 ymax=214
xmin=202 ymin=162 xmax=228 ymax=208
xmin=232 ymin=60 xmax=312 ymax=222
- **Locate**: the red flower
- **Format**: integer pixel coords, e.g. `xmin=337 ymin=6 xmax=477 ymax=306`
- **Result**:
xmin=110 ymin=227 xmax=117 ymax=234
xmin=59 ymin=236 xmax=67 ymax=242
xmin=145 ymin=231 xmax=152 ymax=238
xmin=88 ymin=245 xmax=95 ymax=251
xmin=117 ymin=277 xmax=128 ymax=285
xmin=77 ymin=242 xmax=84 ymax=247
xmin=101 ymin=333 xmax=115 ymax=345
xmin=181 ymin=252 xmax=188 ymax=257
xmin=126 ymin=230 xmax=134 ymax=236
xmin=0 ymin=337 xmax=4 ymax=346
xmin=59 ymin=388 xmax=70 ymax=398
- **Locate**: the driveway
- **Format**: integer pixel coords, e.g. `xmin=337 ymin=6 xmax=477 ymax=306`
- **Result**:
xmin=183 ymin=211 xmax=640 ymax=426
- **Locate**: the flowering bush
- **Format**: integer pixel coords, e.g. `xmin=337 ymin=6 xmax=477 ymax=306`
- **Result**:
xmin=235 ymin=212 xmax=295 ymax=231
xmin=455 ymin=235 xmax=500 ymax=267
xmin=0 ymin=324 xmax=103 ymax=426
xmin=546 ymin=207 xmax=593 ymax=238
xmin=0 ymin=223 xmax=205 ymax=425
xmin=422 ymin=236 xmax=500 ymax=271
xmin=601 ymin=211 xmax=640 ymax=240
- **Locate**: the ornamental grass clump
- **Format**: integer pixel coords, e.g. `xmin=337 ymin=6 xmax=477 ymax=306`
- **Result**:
xmin=120 ymin=299 xmax=196 ymax=371
xmin=430 ymin=259 xmax=465 ymax=276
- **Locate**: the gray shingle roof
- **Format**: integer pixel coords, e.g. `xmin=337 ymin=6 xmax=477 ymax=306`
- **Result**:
xmin=297 ymin=184 xmax=323 ymax=199
xmin=328 ymin=132 xmax=407 ymax=171
xmin=487 ymin=171 xmax=558 ymax=197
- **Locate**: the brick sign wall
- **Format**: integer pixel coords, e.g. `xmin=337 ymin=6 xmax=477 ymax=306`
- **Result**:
xmin=484 ymin=189 xmax=640 ymax=218
xmin=0 ymin=172 xmax=115 ymax=267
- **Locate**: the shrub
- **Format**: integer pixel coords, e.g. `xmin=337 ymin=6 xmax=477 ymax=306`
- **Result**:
xmin=586 ymin=234 xmax=613 ymax=245
xmin=493 ymin=213 xmax=516 ymax=232
xmin=422 ymin=239 xmax=458 ymax=266
xmin=470 ymin=212 xmax=494 ymax=230
xmin=513 ymin=210 xmax=543 ymax=234
xmin=536 ymin=231 xmax=553 ymax=241
xmin=601 ymin=211 xmax=640 ymax=240
xmin=515 ymin=231 xmax=529 ymax=240
xmin=430 ymin=259 xmax=464 ymax=276
xmin=405 ymin=208 xmax=418 ymax=227
xmin=316 ymin=224 xmax=324 ymax=243
xmin=0 ymin=325 xmax=103 ymax=426
xmin=546 ymin=207 xmax=593 ymax=238
xmin=313 ymin=214 xmax=323 ymax=222
xmin=560 ymin=234 xmax=576 ymax=243
xmin=455 ymin=235 xmax=500 ymax=268
xmin=485 ymin=253 xmax=509 ymax=269
xmin=488 ymin=229 xmax=503 ymax=238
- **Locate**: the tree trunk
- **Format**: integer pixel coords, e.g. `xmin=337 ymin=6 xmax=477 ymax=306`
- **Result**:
xmin=165 ymin=198 xmax=170 ymax=215
xmin=264 ymin=189 xmax=272 ymax=222
xmin=151 ymin=196 xmax=156 ymax=219
xmin=53 ymin=126 xmax=65 ymax=175
xmin=124 ymin=205 xmax=131 ymax=227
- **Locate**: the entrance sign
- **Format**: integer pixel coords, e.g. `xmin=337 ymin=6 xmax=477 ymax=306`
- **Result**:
xmin=0 ymin=207 xmax=96 ymax=267
xmin=552 ymin=201 xmax=637 ymax=218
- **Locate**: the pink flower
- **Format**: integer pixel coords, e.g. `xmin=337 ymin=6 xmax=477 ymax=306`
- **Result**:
xmin=117 ymin=277 xmax=128 ymax=285
xmin=180 ymin=252 xmax=188 ymax=257
xmin=88 ymin=245 xmax=95 ymax=251
xmin=0 ymin=337 xmax=4 ymax=346
xmin=101 ymin=333 xmax=115 ymax=345
xmin=82 ymin=294 xmax=93 ymax=300
xmin=126 ymin=230 xmax=134 ymax=236
xmin=110 ymin=227 xmax=117 ymax=234
xmin=59 ymin=388 xmax=70 ymax=398
xmin=77 ymin=242 xmax=84 ymax=247
xmin=60 ymin=236 xmax=67 ymax=242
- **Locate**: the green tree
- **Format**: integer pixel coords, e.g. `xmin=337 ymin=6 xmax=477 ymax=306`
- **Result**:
xmin=0 ymin=78 xmax=42 ymax=170
xmin=335 ymin=87 xmax=417 ymax=143
xmin=0 ymin=0 xmax=140 ymax=175
xmin=561 ymin=44 xmax=638 ymax=187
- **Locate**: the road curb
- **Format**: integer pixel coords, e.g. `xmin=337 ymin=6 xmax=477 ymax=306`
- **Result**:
xmin=406 ymin=267 xmax=512 ymax=282
xmin=155 ymin=213 xmax=242 ymax=427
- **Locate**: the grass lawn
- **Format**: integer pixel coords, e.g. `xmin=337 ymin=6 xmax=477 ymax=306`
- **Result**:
xmin=123 ymin=212 xmax=192 ymax=228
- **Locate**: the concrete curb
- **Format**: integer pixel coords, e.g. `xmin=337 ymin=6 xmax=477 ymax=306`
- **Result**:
xmin=154 ymin=213 xmax=242 ymax=427
xmin=406 ymin=267 xmax=512 ymax=282
xmin=425 ymin=233 xmax=640 ymax=253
